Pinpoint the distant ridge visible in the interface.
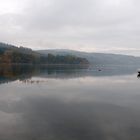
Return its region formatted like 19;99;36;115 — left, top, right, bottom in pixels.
37;49;140;65
1;41;140;65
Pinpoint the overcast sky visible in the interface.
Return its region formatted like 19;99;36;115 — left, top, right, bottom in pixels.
0;0;140;56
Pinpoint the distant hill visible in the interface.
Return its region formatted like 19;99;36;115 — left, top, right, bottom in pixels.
37;49;140;65
0;42;89;65
1;41;140;65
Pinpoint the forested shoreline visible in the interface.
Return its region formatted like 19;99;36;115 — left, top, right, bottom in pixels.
0;42;89;65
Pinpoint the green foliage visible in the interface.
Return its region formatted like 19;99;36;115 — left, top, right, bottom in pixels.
0;42;89;65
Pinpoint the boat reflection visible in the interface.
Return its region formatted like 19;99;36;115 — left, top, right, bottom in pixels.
137;73;140;78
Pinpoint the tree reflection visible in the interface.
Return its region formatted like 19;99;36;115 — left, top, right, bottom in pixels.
0;64;89;84
0;64;139;84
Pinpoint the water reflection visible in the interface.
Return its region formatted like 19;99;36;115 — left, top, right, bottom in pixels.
0;64;140;139
0;92;140;140
0;64;88;84
0;64;139;84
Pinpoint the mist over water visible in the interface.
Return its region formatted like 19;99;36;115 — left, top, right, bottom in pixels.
0;65;140;140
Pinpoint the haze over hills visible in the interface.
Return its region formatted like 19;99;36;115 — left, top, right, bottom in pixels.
1;42;140;65
38;49;140;65
0;42;88;65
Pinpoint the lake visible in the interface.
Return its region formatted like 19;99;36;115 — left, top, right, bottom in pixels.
0;64;140;140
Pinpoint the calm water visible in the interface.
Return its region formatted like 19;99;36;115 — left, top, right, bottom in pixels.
0;65;140;140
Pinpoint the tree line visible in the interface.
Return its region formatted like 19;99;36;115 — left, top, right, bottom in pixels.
0;42;89;65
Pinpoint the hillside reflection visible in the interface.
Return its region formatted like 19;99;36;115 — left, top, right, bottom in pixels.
0;64;139;85
0;64;89;84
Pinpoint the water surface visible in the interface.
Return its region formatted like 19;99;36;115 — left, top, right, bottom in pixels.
0;65;140;140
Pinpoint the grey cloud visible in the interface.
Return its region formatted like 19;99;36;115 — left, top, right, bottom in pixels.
0;0;140;55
